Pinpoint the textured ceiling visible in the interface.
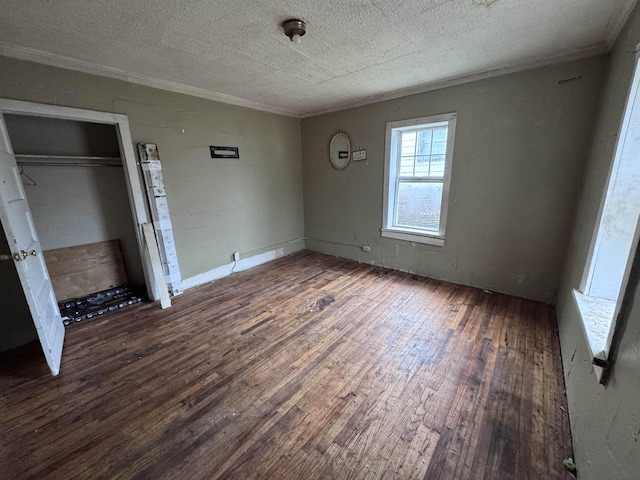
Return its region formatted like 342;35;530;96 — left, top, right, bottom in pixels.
0;0;636;116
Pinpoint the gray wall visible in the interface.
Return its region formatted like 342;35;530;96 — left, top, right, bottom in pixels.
302;57;606;302
0;56;304;351
4;115;145;286
0;56;305;283
556;4;640;479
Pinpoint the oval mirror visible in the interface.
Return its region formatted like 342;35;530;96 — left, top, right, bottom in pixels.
329;131;351;170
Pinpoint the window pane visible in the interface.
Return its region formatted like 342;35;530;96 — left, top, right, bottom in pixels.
399;156;415;175
395;181;443;231
400;132;416;156
430;155;445;176
431;141;446;155
417;130;433;155
415;156;430;175
397;127;449;179
432;127;447;143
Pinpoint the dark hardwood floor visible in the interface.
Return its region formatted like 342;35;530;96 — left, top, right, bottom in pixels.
0;251;573;479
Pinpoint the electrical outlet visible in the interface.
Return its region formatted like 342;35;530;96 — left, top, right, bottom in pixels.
233;252;240;261
362;245;371;252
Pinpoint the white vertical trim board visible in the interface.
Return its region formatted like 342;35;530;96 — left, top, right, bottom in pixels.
137;143;183;297
142;223;171;309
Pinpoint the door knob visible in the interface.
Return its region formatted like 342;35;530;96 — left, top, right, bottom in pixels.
17;249;37;260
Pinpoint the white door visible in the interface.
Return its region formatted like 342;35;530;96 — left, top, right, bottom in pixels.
0;116;64;375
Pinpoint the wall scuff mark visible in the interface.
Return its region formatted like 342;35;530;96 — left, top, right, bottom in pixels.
557;75;584;85
472;0;499;7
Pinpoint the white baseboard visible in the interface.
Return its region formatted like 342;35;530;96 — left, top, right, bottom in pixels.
181;239;305;291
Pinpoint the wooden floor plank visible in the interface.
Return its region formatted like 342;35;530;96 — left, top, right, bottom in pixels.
0;251;573;479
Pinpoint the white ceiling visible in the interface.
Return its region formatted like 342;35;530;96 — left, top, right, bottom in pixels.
0;0;636;117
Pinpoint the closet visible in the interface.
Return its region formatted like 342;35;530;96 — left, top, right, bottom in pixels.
3;114;146;324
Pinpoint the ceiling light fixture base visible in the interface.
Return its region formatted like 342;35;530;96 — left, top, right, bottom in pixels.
283;19;306;43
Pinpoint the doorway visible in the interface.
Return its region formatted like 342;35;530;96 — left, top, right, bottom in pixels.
0;98;166;374
5;114;148;319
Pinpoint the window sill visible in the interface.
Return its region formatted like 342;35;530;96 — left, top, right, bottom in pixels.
381;228;445;246
571;289;615;382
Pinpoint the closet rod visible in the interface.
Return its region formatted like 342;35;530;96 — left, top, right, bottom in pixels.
17;162;122;168
15;154;122;168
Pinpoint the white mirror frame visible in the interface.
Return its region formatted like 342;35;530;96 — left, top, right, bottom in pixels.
329;130;351;170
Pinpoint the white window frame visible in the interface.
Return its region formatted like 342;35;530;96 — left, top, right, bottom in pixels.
572;49;640;382
382;113;456;246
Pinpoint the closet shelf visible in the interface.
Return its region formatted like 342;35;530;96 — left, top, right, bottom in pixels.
15;154;122;167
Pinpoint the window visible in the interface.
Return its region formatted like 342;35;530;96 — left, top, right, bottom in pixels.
573;54;640;381
382;113;456;246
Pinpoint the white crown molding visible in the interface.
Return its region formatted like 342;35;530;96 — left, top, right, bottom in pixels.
0;42;611;121
299;44;610;118
0;44;299;118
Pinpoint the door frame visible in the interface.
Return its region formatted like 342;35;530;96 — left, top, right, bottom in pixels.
0;98;162;302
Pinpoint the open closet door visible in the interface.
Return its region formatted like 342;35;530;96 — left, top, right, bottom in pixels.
0;116;64;375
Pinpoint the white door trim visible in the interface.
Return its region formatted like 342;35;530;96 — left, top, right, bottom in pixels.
0;98;164;303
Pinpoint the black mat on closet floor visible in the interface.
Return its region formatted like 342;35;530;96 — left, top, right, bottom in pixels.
59;285;146;325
